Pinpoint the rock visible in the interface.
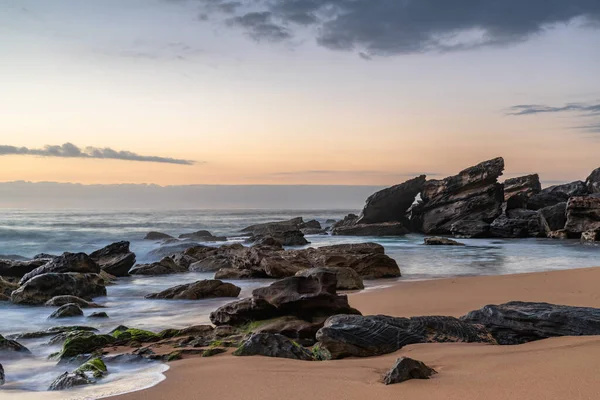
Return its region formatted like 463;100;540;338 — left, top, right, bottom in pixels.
315;314;494;359
88;312;109;318
242;218;310;246
144;231;174;240
58;333;115;359
145;279;241;300
247;230;309;247
89;241;136;277
214;268;261;279
581;229;600;243
332;222;409;236
242;217;305;234
461;301;600;345
0;334;31;355
490;209;541;238
209;298;278;326
538;202;567;234
504;174;541;202
233;333;314;360
252;316;327;345
146;242;202;260
382;357;437;385
417;157;505;237
178;230;227;242
48;371;94;391
308;243;400;279
300;220;325;235
45;295;103;308
20;253;100;285
11;273;107;305
0;277;17;297
202;347;227;357
11;326;98;340
75;357;107;379
0;363;4;385
547;229;569;240
357;175;427;224
586;167;600;194
527;181;588;210
129;257;188;275
423;237;465;246
49;304;84;319
564;196;600;236
0;258;50;278
169;253;198;269
295;267;364;290
0;254;27;261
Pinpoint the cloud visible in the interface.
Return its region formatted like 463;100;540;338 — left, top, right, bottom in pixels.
507;102;600;116
0;143;194;165
575;123;600;133
268;170;438;178
184;0;600;56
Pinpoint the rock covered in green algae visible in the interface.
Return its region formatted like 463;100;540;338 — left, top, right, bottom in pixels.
75;358;107;379
58;332;115;359
12;326;98;340
233;333;314;361
110;327;160;343
48;359;108;391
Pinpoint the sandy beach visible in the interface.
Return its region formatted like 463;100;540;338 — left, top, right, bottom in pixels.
112;267;600;400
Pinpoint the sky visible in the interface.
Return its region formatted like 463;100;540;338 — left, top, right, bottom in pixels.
1;0;600;186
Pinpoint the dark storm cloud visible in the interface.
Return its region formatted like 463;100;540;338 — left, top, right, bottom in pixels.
0;143;195;165
181;0;600;56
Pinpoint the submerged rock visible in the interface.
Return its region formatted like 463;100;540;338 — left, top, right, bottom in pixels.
49;303;84;319
0;334;31;355
423;237;465;246
144;231;174;240
146;242;203;260
45;295;103;308
461;301;600;345
11;273;107;305
11;326;98;340
90;241;136;277
20;253;100;285
315;314;494;359
129;257;188;275
295;267;364;290
564;196;600;237
418;157;505;237
88;312;109;318
382;357;437;385
233;333;314;361
145;279;241;300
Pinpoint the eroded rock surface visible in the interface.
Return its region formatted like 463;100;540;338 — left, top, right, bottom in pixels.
20;253;100;285
564;196;600;236
233;333;314;360
11;273;106;305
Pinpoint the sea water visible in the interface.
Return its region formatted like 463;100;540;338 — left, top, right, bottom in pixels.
0;209;598;398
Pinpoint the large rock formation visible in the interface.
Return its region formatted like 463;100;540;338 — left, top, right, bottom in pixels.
538;202;567;234
11;273;107;305
315;314;494;359
586;167;600;194
20;253;100;285
145;279;241;300
527;181;588;210
90;241;136;277
461;301;600;344
503;174;541;209
490;208;541;238
295;267;364;290
564;196;600;237
382;357;437;385
0;258;50;278
417;157;505;237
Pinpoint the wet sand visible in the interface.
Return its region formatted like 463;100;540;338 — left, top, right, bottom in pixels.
112;267;600;400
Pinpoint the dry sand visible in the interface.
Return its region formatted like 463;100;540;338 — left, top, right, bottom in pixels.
113;267;600;400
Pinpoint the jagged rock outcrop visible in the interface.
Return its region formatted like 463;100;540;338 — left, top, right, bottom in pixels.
503;174;541;209
233;333;314;360
145;279;241;300
20;253;100;285
527;181;588;210
295;267;364;290
129;257;189;275
538;202;567;234
382;357;437;385
90;241;136;277
0;258;51;278
564;196;600;237
49;303;84;319
417;157;505;237
144;231;174;240
178;230;227;242
315;314;494;359
461;301;600;345
11;273;107;305
423;237;465;246
587;167;600;194
490;209;541;238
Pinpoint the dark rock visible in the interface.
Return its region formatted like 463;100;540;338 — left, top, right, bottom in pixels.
178;230;227;242
129;257;188;275
0;334;31;355
418;157;505;237
0;277;17;298
461;301;600;345
252;316;327;345
538;202;567;235
88;312;109;318
332;222;409;236
504;174;541;202
146;242;202;260
169;253;197;270
490;209;541;238
527;181;588;210
57;333;115;360
325;219;337;224
145;279;241;300
0;363;4;385
242;217;305;234
547;229;569;240
20;253;100;285
586;167;600;194
11;326;98;340
316;314;494;359
0;254;27;261
210;298;278;326
357;175;427;224
90;241;136;277
564;196;600;236
233;333;314;360
330;214;358;231
49;304;84;319
581;229;600;243
48;371;94;391
295;267;364;290
214;268;262;280
423;237;465;246
299;220;324;235
11;273;107;305
144;231;174;240
0;258;50;278
34;253;57;259
247;230;309;247
202;347;227;357
382;357;437;385
242;218;310;246
45;295;103;308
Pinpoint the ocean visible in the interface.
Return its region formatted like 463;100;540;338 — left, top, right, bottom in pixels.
1;209;599;399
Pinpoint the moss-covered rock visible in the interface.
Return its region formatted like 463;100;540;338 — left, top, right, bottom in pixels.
111;327;160;343
75;358;107;379
59;333;115;359
166;351;182;362
202;347;226;357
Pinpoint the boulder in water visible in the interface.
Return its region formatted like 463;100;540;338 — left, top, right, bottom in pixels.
144;231;174;240
11;273;107;305
88;312;109;318
382;357;437;385
49;303;84;319
90;241;136;277
178;230;227;242
20;253;100;285
48;371;94;391
145;279;241;300
581;229;600;243
0;258;50;278
45;295;103;308
423;237;465;246
129;257;188;275
233;333;314;361
0;363;4;385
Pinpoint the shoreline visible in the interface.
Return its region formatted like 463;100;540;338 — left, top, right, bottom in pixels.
110;266;600;400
